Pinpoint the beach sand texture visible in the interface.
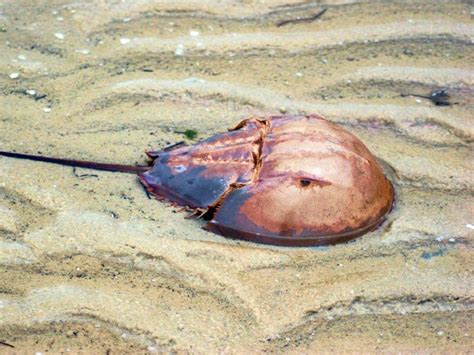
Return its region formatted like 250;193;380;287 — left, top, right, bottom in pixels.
0;0;473;353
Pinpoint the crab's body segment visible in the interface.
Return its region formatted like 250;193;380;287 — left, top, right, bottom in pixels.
139;115;394;246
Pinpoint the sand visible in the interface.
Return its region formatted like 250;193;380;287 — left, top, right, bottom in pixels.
0;0;473;353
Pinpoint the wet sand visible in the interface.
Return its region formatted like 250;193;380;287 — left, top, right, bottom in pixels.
0;1;473;353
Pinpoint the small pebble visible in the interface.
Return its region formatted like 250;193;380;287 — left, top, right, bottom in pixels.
175;44;185;56
42;107;51;113
26;89;36;96
415;99;421;103
54;32;65;40
9;72;19;79
437;331;444;336
18;54;26;60
279;107;287;114
295;72;303;77
466;223;474;230
189;30;199;37
448;238;455;243
435;236;444;242
75;48;90;55
123;17;131;22
120;38;131;45
57;16;64;21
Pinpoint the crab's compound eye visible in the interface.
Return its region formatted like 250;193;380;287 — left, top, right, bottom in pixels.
300;179;311;187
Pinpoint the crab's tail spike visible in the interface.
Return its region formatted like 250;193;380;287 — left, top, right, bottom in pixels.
0;151;150;174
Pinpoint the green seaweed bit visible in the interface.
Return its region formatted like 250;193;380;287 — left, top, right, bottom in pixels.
183;129;198;139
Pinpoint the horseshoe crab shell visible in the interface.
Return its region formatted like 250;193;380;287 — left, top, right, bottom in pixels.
139;114;394;246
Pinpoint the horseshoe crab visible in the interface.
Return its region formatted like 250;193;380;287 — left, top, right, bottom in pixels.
0;114;394;246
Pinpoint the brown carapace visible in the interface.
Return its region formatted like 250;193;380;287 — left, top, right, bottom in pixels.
0;115;394;247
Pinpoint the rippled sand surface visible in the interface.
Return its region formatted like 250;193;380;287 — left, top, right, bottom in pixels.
0;1;473;353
